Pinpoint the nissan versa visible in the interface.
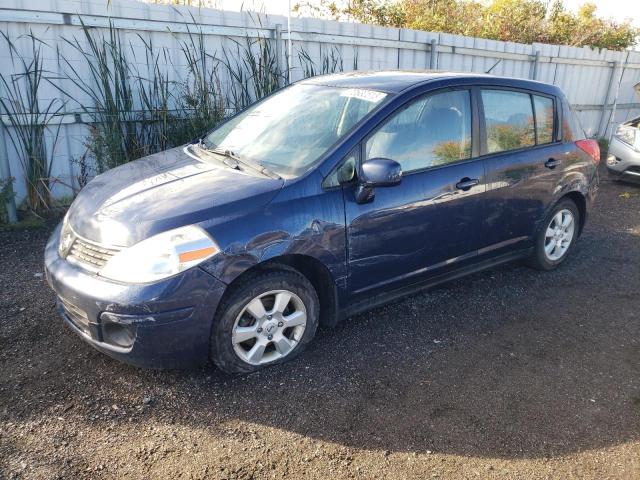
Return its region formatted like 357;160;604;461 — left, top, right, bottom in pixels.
45;71;600;374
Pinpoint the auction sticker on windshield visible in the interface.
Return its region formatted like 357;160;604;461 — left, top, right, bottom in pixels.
340;88;387;103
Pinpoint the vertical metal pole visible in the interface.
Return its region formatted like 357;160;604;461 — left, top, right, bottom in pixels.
429;39;438;70
0;121;18;224
530;50;540;80
275;24;284;88
397;29;401;69
287;0;292;85
598;61;619;137
607;54;629;142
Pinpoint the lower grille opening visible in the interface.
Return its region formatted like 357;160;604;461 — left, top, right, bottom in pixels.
102;321;136;349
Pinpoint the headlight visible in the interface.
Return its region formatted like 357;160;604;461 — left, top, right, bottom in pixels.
99;225;219;284
616;125;639;150
58;213;74;258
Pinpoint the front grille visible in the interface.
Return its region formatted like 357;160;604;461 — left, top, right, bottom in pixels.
67;236;120;272
59;297;91;334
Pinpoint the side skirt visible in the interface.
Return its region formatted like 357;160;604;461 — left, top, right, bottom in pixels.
338;248;533;321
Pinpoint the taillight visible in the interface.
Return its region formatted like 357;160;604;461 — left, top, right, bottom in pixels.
575;139;600;165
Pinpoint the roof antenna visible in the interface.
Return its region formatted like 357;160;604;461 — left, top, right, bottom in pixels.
486;59;502;74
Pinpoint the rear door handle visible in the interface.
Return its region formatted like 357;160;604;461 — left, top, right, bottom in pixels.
545;158;561;169
455;177;479;191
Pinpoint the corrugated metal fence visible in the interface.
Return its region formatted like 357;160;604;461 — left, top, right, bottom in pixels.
1;0;640;204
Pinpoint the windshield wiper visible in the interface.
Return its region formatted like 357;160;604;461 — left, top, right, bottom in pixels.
194;140;240;171
195;139;281;179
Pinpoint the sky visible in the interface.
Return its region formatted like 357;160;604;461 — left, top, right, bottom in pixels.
562;0;640;27
213;0;640;26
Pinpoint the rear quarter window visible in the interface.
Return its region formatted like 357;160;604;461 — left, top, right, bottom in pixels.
562;101;586;142
533;95;554;144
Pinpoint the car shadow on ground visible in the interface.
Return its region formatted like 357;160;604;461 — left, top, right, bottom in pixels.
169;234;639;459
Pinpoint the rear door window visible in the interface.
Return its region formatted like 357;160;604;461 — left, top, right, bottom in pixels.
481;90;535;153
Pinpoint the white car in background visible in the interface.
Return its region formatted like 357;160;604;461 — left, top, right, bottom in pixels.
607;83;640;184
607;115;640;184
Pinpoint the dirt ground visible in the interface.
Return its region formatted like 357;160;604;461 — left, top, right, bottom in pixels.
1;167;639;479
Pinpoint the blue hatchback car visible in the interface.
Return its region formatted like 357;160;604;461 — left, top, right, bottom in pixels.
45;71;600;373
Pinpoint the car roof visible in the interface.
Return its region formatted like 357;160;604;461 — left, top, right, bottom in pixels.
300;70;562;96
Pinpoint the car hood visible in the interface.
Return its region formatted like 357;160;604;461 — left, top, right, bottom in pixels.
67;146;284;247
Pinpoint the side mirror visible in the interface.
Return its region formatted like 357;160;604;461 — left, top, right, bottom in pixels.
361;158;402;187
355;158;402;204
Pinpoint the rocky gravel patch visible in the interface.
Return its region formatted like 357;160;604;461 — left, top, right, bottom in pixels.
1;167;639;479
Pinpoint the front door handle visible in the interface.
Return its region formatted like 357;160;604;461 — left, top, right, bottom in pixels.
545;158;561;169
455;177;479;191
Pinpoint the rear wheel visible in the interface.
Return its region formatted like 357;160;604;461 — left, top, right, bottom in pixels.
527;198;580;270
210;269;319;374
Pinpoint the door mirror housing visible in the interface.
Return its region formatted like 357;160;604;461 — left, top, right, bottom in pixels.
360;158;402;187
355;158;402;204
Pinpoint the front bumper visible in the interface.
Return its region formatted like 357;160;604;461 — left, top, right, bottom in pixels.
44;223;227;368
606;136;640;183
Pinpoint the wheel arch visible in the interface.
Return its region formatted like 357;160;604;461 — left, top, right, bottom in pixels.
559;190;587;235
214;254;340;328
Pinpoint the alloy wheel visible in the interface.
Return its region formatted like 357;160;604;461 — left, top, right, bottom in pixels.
544;208;575;261
231;290;307;365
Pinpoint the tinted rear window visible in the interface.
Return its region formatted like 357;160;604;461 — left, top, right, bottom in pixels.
481;90;536;154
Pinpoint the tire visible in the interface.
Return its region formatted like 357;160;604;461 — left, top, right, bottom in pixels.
210;268;319;374
527;198;580;271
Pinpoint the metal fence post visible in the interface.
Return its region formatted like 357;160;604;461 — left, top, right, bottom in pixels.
606;53;630;142
429;39;438;70
275;24;284;87
597;61;620;137
530;50;540;80
397;29;401;69
0;121;18;224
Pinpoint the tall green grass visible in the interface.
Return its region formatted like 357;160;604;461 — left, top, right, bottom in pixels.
171;17;226;141
298;45;357;78
0;177;15;222
0;31;63;213
58;19;138;173
1;15;357;216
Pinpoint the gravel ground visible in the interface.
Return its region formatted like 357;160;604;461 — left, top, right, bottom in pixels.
1;167;639;480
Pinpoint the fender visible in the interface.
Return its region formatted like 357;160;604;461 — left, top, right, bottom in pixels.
536;154;597;236
199;171;348;291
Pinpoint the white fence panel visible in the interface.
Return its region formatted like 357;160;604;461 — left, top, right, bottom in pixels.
1;0;640;204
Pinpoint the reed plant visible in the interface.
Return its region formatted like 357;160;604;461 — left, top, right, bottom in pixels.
58;19;139;173
133;35;174;155
0;31;63;213
298;45;358;78
170;17;226;142
1;13;365;220
221;33;282;112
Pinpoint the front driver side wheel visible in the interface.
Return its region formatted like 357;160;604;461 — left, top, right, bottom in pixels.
210;269;319;374
527;198;580;271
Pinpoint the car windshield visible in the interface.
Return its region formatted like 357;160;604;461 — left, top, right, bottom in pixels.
204;84;388;176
